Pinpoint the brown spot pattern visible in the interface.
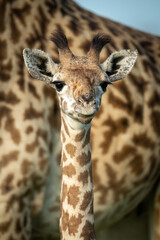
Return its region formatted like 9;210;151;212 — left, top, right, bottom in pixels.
79;39;91;54
61;183;68;203
151;110;160;136
21;159;32;175
75;129;85;142
24;104;43;120
1;174;14;194
0;151;19;169
78;170;89;185
5;117;21;144
98;163;128;204
113;145;135;163
129;74;148;95
80;220;95;240
63;163;76;178
80;191;92;211
129;154;143;176
134;104;143;123
148;91;160;108
25;138;38;153
77;151;91;166
132;132;155;149
67;18;81;35
0;106;21;144
61;210;69;232
0;91;20;105
88;20;100;31
39;157;48;171
108;88;132;112
0;59;12;82
100;116;129;154
68;214;83;236
15;218;22;233
28;83;40;100
68;185;80;209
0;220;12;234
65;143;76;158
25;126;33;134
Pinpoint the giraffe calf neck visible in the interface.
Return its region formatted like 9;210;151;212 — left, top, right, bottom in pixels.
60;113;96;240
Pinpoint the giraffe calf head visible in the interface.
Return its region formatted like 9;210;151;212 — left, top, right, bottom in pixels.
23;31;137;124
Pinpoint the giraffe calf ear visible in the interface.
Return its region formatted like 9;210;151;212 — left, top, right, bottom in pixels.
101;49;138;82
23;48;58;84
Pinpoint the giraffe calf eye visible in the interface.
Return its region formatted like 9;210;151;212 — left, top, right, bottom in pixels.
53;81;66;92
100;81;110;92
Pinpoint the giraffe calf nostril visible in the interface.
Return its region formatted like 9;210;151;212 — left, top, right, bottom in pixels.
81;94;94;104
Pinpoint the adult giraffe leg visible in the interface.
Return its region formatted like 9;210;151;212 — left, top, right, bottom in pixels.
150;182;160;240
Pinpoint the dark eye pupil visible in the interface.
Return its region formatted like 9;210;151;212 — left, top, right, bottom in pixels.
100;82;108;92
53;81;65;92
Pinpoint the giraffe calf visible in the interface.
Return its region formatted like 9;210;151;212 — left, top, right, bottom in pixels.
23;31;137;240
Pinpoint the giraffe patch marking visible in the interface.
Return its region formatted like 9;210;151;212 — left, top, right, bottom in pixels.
78;170;89;185
151;110;160;136
24;104;43;120
80;220;95;240
15;218;22;233
77;151;91;166
113;145;135;164
129;154;143;176
68;214;83;236
21;159;32;175
1;174;14;194
0;220;12;234
68;185;80;209
61;210;69;232
0;151;19;169
65;143;76;158
132;132;155;149
75;129;85;142
25;126;33;134
0;91;20;105
63;163;76;178
80;191;92;211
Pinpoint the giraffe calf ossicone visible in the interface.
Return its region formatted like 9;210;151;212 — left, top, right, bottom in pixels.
23;31;137;239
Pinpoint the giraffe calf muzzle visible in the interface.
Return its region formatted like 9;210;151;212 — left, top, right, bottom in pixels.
81;94;94;104
77;94;96;106
74;99;98;122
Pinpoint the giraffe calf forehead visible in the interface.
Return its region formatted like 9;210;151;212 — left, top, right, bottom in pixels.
57;65;106;85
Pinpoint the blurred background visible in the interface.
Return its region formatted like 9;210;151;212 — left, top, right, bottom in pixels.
75;0;160;36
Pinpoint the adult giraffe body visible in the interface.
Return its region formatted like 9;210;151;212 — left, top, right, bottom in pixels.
0;0;160;240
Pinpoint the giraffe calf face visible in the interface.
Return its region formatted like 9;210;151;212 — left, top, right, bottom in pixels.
23;32;137;124
51;58;109;123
